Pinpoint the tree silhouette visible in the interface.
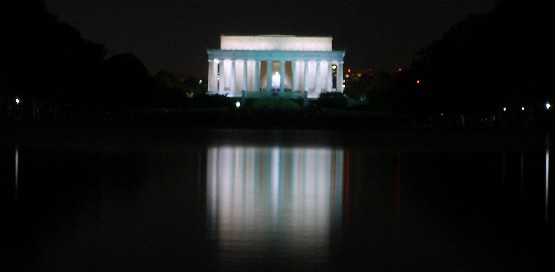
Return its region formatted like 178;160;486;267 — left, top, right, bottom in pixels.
1;0;107;120
154;70;189;108
104;53;154;113
395;0;555;115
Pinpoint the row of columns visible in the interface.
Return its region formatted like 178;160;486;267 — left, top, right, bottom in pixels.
208;59;343;95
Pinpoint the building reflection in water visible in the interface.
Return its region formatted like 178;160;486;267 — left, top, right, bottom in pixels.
546;135;550;225
15;144;19;199
207;146;344;264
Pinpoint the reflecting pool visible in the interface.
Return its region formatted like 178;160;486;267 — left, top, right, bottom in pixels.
1;129;553;271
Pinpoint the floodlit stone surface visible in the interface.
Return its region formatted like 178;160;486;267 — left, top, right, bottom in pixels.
221;35;333;51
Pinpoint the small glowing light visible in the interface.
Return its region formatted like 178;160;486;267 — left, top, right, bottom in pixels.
347;68;351;73
397;68;403;72
416;79;420;84
502;107;507;112
332;65;337;70
521;106;525;111
15;98;20;104
546;102;551;110
235;101;241;108
199;80;203;84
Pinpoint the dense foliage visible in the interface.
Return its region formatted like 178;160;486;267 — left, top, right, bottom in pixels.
1;1;108;120
1;1;205;122
392;0;555;115
316;92;348;109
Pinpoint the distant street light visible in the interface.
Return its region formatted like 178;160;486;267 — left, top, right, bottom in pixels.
546;102;551;110
235;101;241;108
502;107;507;112
521;106;525;111
15;98;20;105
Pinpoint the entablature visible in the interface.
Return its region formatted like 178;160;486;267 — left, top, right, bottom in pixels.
207;50;345;62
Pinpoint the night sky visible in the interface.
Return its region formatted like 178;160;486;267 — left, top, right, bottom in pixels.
45;0;496;78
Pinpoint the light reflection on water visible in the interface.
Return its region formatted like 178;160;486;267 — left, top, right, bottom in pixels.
546;135;550;225
14;144;19;199
206;146;344;265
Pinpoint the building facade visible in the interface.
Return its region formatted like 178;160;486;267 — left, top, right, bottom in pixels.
207;35;345;98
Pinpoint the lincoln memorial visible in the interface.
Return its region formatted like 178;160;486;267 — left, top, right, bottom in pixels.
207;35;345;98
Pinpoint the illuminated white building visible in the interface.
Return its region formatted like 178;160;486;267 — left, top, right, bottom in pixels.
207;35;345;98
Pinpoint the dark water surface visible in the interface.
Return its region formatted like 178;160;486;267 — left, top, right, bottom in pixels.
1;128;554;271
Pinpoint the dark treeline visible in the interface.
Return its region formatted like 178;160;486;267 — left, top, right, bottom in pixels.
391;0;555;127
2;0;107;121
1;0;207;123
2;0;554;129
304;0;555;129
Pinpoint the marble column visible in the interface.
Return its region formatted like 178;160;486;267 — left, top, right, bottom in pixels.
254;60;260;91
218;60;225;93
266;60;272;91
292;60;297;92
231;59;236;92
303;60;309;92
328;62;333;92
208;59;215;92
243;60;248;91
279;60;285;93
337;61;344;93
315;61;321;93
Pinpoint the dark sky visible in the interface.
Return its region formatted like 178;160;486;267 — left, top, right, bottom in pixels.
45;0;496;78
